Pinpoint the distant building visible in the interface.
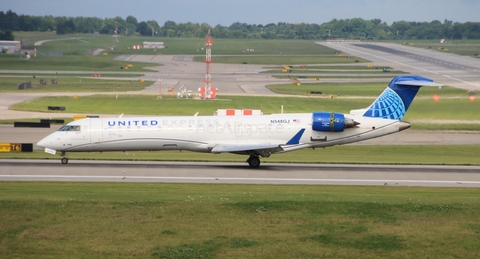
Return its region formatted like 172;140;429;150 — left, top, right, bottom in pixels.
0;41;21;54
143;41;164;49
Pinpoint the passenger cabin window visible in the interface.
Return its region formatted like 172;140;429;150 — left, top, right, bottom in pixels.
58;125;81;131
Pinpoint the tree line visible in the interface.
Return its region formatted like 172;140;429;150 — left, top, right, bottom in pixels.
1;10;479;41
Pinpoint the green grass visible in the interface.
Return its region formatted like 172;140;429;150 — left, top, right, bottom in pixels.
0;77;152;92
0;54;157;72
1;182;480;258
405;99;480;121
412;124;480;131
274;75;396;80
0;73;144;77
267;65;393;70
3;145;480;165
19;34;344;56
14;31;59;43
113;38;346;56
267;82;469;97
11;94;354;115
262;66;403;74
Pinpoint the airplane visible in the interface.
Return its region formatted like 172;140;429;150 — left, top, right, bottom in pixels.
37;75;441;168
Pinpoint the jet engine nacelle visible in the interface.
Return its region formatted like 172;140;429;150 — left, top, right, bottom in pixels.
312;112;358;132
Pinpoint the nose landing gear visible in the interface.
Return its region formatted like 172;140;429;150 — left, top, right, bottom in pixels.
60;152;69;164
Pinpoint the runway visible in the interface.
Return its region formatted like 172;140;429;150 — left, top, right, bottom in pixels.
1;159;480;187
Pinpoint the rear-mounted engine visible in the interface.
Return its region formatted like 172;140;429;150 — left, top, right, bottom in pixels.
312;112;359;132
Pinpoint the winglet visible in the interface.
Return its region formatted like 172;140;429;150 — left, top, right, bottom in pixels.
286;128;305;145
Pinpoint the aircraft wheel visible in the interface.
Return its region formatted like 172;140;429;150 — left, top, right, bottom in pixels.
61;157;69;164
247;156;260;168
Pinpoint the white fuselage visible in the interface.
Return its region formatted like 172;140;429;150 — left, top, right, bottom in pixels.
37;113;409;155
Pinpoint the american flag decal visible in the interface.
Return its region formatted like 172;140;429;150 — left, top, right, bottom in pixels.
293;119;300;123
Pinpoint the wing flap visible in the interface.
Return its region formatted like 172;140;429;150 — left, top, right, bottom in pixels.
211;143;283;154
210;128;306;155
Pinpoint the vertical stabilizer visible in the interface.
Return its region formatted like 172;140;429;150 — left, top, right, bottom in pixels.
362;75;440;120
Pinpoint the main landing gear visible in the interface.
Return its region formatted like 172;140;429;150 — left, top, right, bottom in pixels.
60;152;69;164
247;155;261;168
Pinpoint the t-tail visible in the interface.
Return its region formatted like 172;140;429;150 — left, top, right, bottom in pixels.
361;75;442;120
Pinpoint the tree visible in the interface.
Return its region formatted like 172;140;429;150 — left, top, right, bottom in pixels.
18;15;35;31
0;11;480;40
136;21;150;36
0;10;19;31
371;19;382;26
390;21;412;39
0;30;14;40
100;18;117;34
35;15;57;31
126;15;138;26
125;15;138;36
56;17;75;34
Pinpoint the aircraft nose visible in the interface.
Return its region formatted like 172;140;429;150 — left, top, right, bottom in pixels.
37;135;56;149
37;137;48;148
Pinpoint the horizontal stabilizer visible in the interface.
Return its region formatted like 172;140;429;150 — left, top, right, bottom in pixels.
394;80;443;87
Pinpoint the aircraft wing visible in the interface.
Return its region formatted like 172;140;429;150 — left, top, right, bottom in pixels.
210;143;284;154
210;128;306;154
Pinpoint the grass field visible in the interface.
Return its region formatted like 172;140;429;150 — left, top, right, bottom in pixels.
0;76;152;92
0;54;157;72
16;33;344;56
0;73;143;77
261;66;403;74
32;36;344;56
266;82;469;97
1;182;480;258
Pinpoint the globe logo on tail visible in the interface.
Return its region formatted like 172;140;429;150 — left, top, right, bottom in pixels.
363;88;406;120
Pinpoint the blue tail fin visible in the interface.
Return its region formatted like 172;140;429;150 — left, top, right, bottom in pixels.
362;75;440;120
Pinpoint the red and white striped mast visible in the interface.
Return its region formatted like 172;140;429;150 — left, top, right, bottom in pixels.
203;28;214;99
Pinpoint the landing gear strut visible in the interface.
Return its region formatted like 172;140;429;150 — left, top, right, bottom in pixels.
247;155;260;168
61;152;68;164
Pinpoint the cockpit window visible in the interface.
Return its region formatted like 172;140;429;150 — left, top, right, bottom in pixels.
58;125;81;131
